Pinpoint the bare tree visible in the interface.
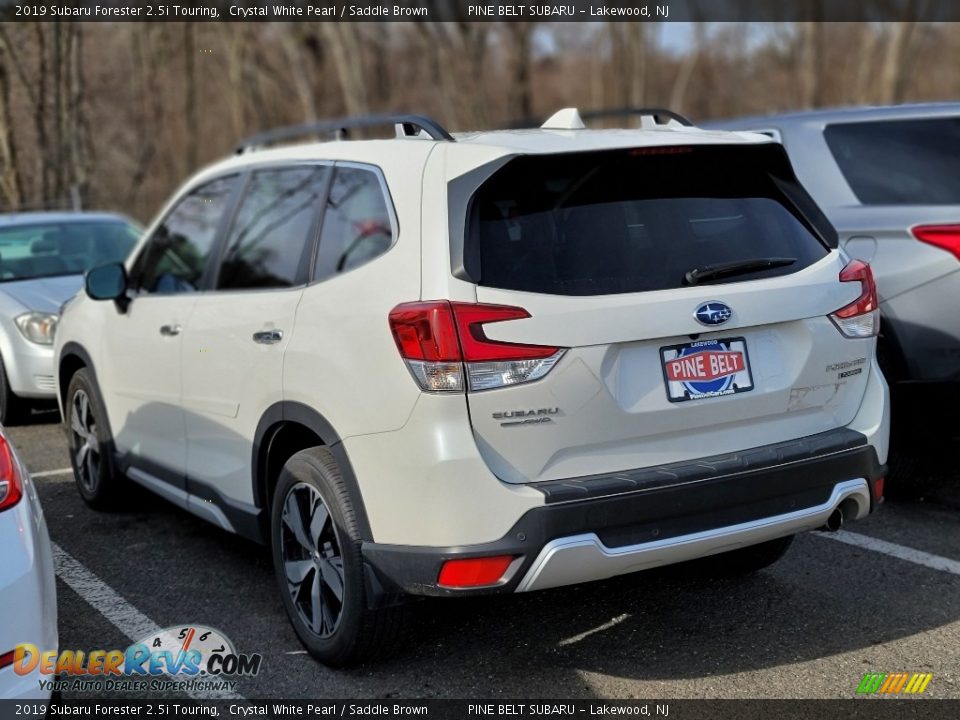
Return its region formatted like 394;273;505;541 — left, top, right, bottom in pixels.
279;24;322;122
503;22;535;123
0;56;23;209
1;18;958;220
799;19;825;107
183;24;199;174
879;21;922;104
320;23;369;117
669;22;708;112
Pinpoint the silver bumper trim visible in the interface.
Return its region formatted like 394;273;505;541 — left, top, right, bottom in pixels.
515;478;870;593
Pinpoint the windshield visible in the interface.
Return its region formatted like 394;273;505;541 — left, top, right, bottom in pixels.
0;220;139;282
464;145;832;296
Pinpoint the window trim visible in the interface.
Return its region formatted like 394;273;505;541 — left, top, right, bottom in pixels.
308;160;400;286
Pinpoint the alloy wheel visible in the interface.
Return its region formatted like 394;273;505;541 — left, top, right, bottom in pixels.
70;389;100;493
280;482;345;638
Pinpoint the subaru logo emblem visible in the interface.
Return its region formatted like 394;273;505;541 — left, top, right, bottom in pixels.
694;302;732;326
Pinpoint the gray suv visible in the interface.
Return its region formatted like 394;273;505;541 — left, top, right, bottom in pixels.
710;104;960;473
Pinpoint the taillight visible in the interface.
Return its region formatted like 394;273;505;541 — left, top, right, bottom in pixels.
387;302;464;391
389;301;565;392
437;555;516;588
0;434;23;512
912;224;960;261
830;260;879;338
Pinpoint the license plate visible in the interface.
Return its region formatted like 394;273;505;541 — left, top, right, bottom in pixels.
660;337;754;403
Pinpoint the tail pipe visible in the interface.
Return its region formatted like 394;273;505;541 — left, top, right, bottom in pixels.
821;507;844;533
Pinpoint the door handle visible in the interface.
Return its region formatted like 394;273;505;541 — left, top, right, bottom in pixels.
159;324;182;337
253;330;283;345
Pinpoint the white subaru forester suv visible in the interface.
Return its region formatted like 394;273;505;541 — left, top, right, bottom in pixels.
55;109;890;666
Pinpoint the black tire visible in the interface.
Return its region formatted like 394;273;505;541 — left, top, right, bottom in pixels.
681;535;795;578
271;447;407;666
65;368;124;510
0;354;30;425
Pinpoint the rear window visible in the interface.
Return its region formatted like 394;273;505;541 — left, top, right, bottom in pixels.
824;118;960;205
464;146;831;296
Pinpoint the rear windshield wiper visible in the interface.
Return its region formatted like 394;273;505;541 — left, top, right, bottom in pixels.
684;257;797;286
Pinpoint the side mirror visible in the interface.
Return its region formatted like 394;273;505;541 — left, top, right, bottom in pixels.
85;263;128;308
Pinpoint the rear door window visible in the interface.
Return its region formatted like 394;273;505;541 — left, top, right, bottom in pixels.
824;118;960;205
217;165;329;290
465;145;830;296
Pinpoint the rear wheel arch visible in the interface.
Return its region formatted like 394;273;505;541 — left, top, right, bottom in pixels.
253;402;373;541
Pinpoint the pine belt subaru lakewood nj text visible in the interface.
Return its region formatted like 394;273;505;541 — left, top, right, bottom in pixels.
55;108;890;666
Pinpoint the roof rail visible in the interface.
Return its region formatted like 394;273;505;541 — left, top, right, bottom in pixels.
235;114;455;153
580;107;694;127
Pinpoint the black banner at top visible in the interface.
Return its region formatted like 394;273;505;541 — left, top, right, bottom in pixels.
3;0;960;22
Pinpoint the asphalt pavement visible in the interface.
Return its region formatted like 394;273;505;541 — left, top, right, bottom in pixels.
8;409;960;700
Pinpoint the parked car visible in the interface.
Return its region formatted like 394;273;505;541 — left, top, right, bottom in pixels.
0;427;57;700
0;212;140;424
55;109;889;666
706;104;960;473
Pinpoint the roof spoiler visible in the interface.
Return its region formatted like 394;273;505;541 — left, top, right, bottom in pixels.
509;107;694;130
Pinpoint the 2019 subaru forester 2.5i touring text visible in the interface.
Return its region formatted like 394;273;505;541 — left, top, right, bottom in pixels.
55;109;889;665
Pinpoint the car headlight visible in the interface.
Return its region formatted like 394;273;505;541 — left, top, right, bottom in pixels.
15;312;59;345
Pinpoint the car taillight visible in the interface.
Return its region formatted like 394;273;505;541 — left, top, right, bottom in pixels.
0;434;23;512
912;224;960;261
0;649;15;669
389;301;565;392
437;555;516;588
830;259;879;338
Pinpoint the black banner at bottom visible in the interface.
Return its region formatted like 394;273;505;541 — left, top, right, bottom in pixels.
2;700;959;720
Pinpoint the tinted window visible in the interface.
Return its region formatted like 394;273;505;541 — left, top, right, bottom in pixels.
0;220;138;282
217;166;329;290
466;146;829;296
824;118;960;205
135;176;236;294
315;167;393;281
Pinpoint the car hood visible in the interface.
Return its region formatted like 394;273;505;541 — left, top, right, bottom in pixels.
0;275;83;314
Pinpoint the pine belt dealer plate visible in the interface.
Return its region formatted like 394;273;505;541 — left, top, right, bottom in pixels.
660;337;755;403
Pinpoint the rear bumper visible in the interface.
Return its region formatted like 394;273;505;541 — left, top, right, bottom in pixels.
517;479;869;592
362;428;886;599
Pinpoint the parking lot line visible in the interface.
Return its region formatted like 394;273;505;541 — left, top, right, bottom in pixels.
817;530;960;576
32;467;73;478
51;542;245;700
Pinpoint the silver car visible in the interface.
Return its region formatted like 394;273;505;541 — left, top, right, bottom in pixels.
0;212;139;424
709;104;960;471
